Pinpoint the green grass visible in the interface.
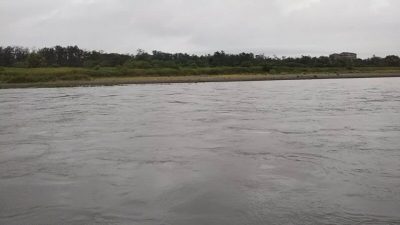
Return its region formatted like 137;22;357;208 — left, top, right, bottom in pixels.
1;66;400;84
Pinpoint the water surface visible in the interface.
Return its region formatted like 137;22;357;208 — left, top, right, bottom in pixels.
1;78;400;225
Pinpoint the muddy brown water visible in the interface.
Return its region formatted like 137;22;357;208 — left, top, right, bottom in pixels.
1;78;400;225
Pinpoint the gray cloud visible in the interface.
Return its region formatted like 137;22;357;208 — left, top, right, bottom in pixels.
1;0;399;57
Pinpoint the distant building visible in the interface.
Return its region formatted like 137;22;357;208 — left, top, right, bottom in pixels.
329;52;357;60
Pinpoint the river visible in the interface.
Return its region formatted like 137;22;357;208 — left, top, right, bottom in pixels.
1;78;400;225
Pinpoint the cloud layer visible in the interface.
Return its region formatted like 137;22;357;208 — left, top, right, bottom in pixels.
1;0;399;57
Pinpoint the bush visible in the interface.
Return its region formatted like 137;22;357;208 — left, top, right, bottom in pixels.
83;60;99;68
262;64;272;72
123;60;153;69
13;62;28;68
116;65;128;74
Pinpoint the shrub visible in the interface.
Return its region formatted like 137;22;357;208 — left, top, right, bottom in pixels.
13;62;28;68
123;60;153;69
116;65;128;74
262;64;272;72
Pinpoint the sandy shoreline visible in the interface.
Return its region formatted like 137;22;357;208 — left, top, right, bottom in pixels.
1;72;400;89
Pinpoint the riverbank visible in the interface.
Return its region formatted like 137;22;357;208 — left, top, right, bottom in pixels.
1;72;400;89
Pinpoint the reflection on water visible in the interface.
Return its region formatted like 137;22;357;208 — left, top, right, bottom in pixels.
0;78;400;225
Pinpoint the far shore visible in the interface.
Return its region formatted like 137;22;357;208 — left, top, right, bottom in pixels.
1;72;400;89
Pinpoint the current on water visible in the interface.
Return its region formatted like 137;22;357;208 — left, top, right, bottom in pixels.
0;78;400;225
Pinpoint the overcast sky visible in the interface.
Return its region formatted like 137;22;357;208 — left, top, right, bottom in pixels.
1;0;399;58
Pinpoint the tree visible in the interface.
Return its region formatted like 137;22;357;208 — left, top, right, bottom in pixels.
384;55;400;66
2;46;15;66
27;53;45;68
55;45;67;66
38;47;57;66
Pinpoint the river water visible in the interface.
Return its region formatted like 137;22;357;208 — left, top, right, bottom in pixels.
0;78;400;225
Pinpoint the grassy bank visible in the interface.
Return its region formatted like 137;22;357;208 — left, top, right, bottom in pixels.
0;66;400;88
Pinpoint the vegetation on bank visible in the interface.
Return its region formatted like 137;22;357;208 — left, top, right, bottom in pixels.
1;73;400;89
0;45;400;84
2;46;400;69
1;66;400;84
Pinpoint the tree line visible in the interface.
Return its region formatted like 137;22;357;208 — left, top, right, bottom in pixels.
1;46;399;69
